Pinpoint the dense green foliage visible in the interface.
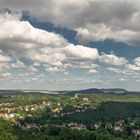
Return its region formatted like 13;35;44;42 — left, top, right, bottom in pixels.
0;119;17;140
15;125;125;140
0;118;125;140
59;102;140;124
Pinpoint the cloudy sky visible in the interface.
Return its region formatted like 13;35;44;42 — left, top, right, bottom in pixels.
0;0;140;90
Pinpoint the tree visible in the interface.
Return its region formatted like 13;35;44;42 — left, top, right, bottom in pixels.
0;119;18;140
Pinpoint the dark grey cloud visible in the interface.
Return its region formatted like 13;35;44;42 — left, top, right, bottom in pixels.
0;0;140;45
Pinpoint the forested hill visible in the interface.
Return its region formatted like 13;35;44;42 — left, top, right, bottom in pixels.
0;88;140;96
66;88;140;95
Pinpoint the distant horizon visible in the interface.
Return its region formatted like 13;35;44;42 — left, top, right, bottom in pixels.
0;87;140;92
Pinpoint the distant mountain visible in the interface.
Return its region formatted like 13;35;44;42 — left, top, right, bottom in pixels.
0;90;23;95
66;88;137;95
66;88;102;95
0;88;140;96
100;88;127;94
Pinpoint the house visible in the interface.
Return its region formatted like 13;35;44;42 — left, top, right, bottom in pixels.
114;126;123;131
83;98;88;101
105;123;113;129
26;123;38;129
94;123;101;129
132;129;140;137
114;120;124;132
52;108;59;112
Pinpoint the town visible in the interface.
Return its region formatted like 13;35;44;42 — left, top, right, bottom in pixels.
1;92;140;140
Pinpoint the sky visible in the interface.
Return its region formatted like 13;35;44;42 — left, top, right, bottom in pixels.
0;0;140;91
